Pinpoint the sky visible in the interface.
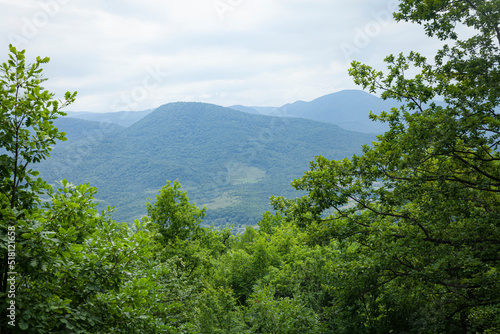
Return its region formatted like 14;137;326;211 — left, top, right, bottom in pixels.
0;0;444;113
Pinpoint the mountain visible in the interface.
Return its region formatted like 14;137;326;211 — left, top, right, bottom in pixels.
228;105;280;116
39;118;124;191
230;90;453;134
228;90;403;133
53;117;124;144
66;90;400;133
37;102;374;227
65;109;153;127
227;105;262;115
276;90;397;133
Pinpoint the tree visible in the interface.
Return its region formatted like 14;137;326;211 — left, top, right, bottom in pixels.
0;45;76;329
0;46;191;333
272;1;500;332
0;45;76;212
12;182;166;333
146;179;206;245
195;283;247;334
245;287;322;334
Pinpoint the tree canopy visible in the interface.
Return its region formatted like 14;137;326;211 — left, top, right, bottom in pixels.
272;0;500;332
1;1;499;332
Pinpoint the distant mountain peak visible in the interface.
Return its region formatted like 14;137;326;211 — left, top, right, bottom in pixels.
65;89;396;133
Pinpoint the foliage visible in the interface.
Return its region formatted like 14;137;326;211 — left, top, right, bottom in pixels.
0;47;204;333
14;183;160;333
195;283;247;334
0;45;77;330
197;214;326;333
0;45;76;213
245;287;323;334
272;0;500;332
4;1;500;332
146;179;206;245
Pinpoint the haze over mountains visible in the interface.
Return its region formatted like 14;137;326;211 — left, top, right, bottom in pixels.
39;90;391;226
65;109;154;127
229;90;400;133
67;90;397;133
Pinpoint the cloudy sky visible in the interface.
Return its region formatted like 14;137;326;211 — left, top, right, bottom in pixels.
0;0;442;112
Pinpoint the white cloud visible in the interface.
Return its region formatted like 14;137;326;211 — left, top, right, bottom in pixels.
0;0;445;112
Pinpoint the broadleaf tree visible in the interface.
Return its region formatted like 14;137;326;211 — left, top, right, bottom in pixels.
272;1;500;332
0;45;76;329
0;46;192;333
0;45;76;212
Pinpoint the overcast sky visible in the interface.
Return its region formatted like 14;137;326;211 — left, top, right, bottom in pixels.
0;0;443;112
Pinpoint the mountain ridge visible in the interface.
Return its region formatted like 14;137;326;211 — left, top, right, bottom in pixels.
66;90;397;133
38;102;375;226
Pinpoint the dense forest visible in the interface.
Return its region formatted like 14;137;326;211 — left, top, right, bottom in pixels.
1;1;500;333
35;102;375;226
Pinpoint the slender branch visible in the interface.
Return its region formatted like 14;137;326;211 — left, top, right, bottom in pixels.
380;164;500;192
451;152;500;182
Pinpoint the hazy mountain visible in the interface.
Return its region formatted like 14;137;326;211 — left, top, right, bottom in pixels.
228;105;280;116
227;90;405;133
230;90;452;134
276;90;396;133
227;105;262;115
66;90;400;133
38;102;374;227
53;117;123;144
65;109;153;127
64;90;430;134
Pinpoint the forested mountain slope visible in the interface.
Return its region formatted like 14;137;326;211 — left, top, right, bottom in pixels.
38;102;374;226
66;89;401;134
